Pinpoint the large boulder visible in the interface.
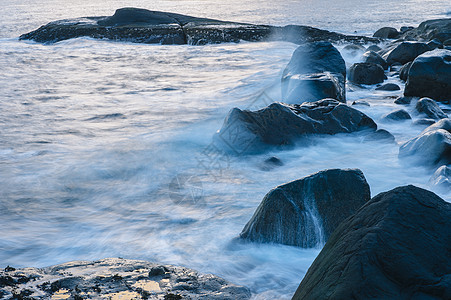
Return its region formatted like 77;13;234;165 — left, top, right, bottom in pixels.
282;42;346;103
19;8;380;45
399;118;451;166
362;50;388;69
373;27;400;39
214;99;377;154
383;41;431;65
240;169;370;248
292;185;451;300
404;49;451;102
348;62;385;84
0;258;251;299
401;18;451;43
415;97;448;119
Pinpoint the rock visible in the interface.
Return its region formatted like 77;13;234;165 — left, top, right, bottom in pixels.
375;83;401;91
366;45;382;52
427;39;443;50
352;100;370;107
399;61;412;81
362;50;388;69
0;258;251;300
400;26;414;33
401;18;451;43
404;49;451;102
394;96;414;105
19;8;380;45
282;72;345;104
214;99;377;154
259;156;284;171
348;62;385;84
373;27;400;39
240;169;370;248
382;109;411;121
383;41;431;65
413;118;437;126
415;97;448;119
399;118;451;166
281;42;346;103
292;185;451;300
445;39;451;46
364;129;396;143
429;165;451;189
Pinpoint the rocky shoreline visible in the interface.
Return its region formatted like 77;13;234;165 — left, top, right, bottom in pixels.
11;8;451;300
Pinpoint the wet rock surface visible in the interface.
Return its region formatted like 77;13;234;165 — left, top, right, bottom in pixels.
19;7;379;45
0;258;251;300
292;185;451;300
383;41;431;65
415;97;448;119
348;62;385;85
240;169;370;248
401;18;451;43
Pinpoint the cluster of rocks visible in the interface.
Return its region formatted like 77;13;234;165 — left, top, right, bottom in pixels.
0;258;251;299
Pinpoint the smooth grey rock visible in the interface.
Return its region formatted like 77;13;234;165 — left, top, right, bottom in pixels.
382;109;411;121
415;97;448;119
215;99;377;154
240;169;370;248
292;185;451;300
383;41;431;65
0;258;251;300
373;27;400;39
376;83;401;91
348;62;385;84
404;49;451;102
282;42;346;103
362;50;388;69
399;118;451;166
399;61;412;81
19;7;380;45
401;18;451;43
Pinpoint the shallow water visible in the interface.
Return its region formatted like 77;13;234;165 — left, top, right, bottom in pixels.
1;1;450;299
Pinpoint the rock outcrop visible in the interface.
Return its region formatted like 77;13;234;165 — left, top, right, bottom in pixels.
404;49;451;102
281;42;346;103
240;169;370;248
292;185;451;300
399;118;451;166
215;99;377;154
19;7;380;45
0;258;251;300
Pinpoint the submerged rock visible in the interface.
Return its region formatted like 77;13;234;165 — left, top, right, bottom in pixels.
348;62;385;84
281;42;346;103
240;169;370;248
399;118;451;166
215;99;377;154
375;83;400;91
382;109;411;121
19;7;380;45
415;97;448;119
0;258;251;299
383;41;431;65
404;49;451;102
394;96;415;105
292;185;451;300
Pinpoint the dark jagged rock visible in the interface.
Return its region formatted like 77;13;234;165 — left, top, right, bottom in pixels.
240;169;370;248
375;83;401;91
348;62;385;84
292;185;451;300
399;118;451;166
399;61;412;81
0;258;251;299
383;41;431;65
362;50;388;69
19;7;380;45
415;97;448;119
382;109;411;121
404;49;451;102
281;42;346;103
373;27;400;39
401;18;451;43
214;99;377;154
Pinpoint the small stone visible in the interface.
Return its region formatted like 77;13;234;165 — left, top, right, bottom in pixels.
375;83;401;91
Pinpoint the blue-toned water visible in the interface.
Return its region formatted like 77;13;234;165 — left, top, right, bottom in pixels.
1;1;450;298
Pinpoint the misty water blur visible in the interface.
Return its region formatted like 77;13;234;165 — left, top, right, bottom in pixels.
1;1;450;299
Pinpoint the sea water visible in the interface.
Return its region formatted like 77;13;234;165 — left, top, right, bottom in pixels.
1;1;450;298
